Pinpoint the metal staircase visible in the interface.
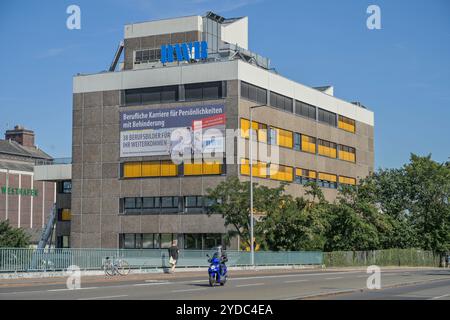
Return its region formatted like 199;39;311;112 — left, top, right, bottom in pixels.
30;204;56;270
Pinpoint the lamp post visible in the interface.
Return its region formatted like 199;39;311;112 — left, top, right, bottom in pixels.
249;104;265;267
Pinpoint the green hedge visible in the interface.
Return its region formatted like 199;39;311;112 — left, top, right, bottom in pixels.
324;249;439;267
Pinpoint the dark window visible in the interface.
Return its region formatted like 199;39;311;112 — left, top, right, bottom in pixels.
185;196;203;208
240;81;267;105
125;89;142;105
161;196;179;208
318;108;337;127
161;86;178;102
185;81;223;101
59;181;72;194
296;101;316;120
124;198;137;209
125;86;178;106
270;91;292;112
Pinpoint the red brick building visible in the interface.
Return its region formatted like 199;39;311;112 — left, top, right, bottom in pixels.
0;125;55;244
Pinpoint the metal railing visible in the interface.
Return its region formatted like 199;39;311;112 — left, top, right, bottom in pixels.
0;248;323;273
324;249;440;267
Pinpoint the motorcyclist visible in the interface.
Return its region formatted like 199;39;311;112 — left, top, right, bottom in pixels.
212;246;228;276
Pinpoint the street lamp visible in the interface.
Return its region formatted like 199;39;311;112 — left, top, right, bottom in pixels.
249;104;266;267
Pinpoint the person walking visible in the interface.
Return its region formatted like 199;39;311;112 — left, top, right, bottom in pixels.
168;240;179;273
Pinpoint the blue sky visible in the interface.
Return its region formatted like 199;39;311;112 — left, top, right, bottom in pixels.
0;0;449;168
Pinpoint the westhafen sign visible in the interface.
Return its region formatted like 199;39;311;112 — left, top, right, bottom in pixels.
160;41;208;64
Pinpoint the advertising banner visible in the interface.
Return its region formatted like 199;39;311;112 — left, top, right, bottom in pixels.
120;105;225;158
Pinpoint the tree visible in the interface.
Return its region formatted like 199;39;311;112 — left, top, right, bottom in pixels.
206;177;283;249
404;155;450;262
324;184;392;251
0;220;31;248
259;184;327;251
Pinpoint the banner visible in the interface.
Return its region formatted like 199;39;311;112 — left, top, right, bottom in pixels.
120;105;225;158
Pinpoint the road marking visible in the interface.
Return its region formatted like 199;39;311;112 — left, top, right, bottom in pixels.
284;279;310;283
236;283;265;288
78;295;128;300
325;277;343;280
48;287;98;292
430;293;450;300
171;288;207;293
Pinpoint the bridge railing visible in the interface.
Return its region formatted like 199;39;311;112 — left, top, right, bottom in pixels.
0;248;323;273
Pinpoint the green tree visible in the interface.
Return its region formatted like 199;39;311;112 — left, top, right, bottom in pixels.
0;220;31;248
206;177;284;249
259;184;327;251
404;155;450;261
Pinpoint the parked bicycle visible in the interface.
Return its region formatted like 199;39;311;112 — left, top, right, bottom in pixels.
102;256;130;276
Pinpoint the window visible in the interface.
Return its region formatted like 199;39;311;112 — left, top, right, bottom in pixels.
143;197;160;209
318;108;337;127
240;81;267;105
160;161;178;177
269;127;293;149
57;236;70;248
185;196;203;208
301;135;316;154
142;234;155;249
339;176;357;186
134;48;161;64
123;234;137;249
184;160;223;176
318;139;337;158
161;197;179;209
125;86;178;105
142;162;160;177
318;172;338;189
269;164;293;182
338;115;356;133
294;133;301;151
296;101;316;120
240;159;268;178
58;209;71;221
270;91;293;112
160;234;174;249
185;81;223;101
59;181;72;194
240;118;267;142
294;168;317;185
185;234;202;250
123;161;178;178
339;145;356;163
123;162;142;178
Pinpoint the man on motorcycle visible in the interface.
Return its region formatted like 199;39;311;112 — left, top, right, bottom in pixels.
213;246;228;276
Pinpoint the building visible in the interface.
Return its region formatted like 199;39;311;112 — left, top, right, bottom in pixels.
34;160;72;248
0;125;56;244
71;12;374;250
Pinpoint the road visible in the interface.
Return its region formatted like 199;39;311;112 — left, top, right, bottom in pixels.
0;268;448;300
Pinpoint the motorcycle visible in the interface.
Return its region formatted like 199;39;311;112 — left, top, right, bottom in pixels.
207;253;228;287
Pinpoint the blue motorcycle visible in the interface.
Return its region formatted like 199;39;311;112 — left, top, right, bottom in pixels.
207;253;228;287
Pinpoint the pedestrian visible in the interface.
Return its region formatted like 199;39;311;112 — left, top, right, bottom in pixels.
168;240;179;273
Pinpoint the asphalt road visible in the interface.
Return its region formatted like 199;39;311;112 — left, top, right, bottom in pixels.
0;268;448;300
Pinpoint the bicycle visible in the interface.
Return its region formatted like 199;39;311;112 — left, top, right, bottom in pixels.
102;256;130;276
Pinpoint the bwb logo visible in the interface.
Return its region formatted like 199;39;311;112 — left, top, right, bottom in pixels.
160;41;208;64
